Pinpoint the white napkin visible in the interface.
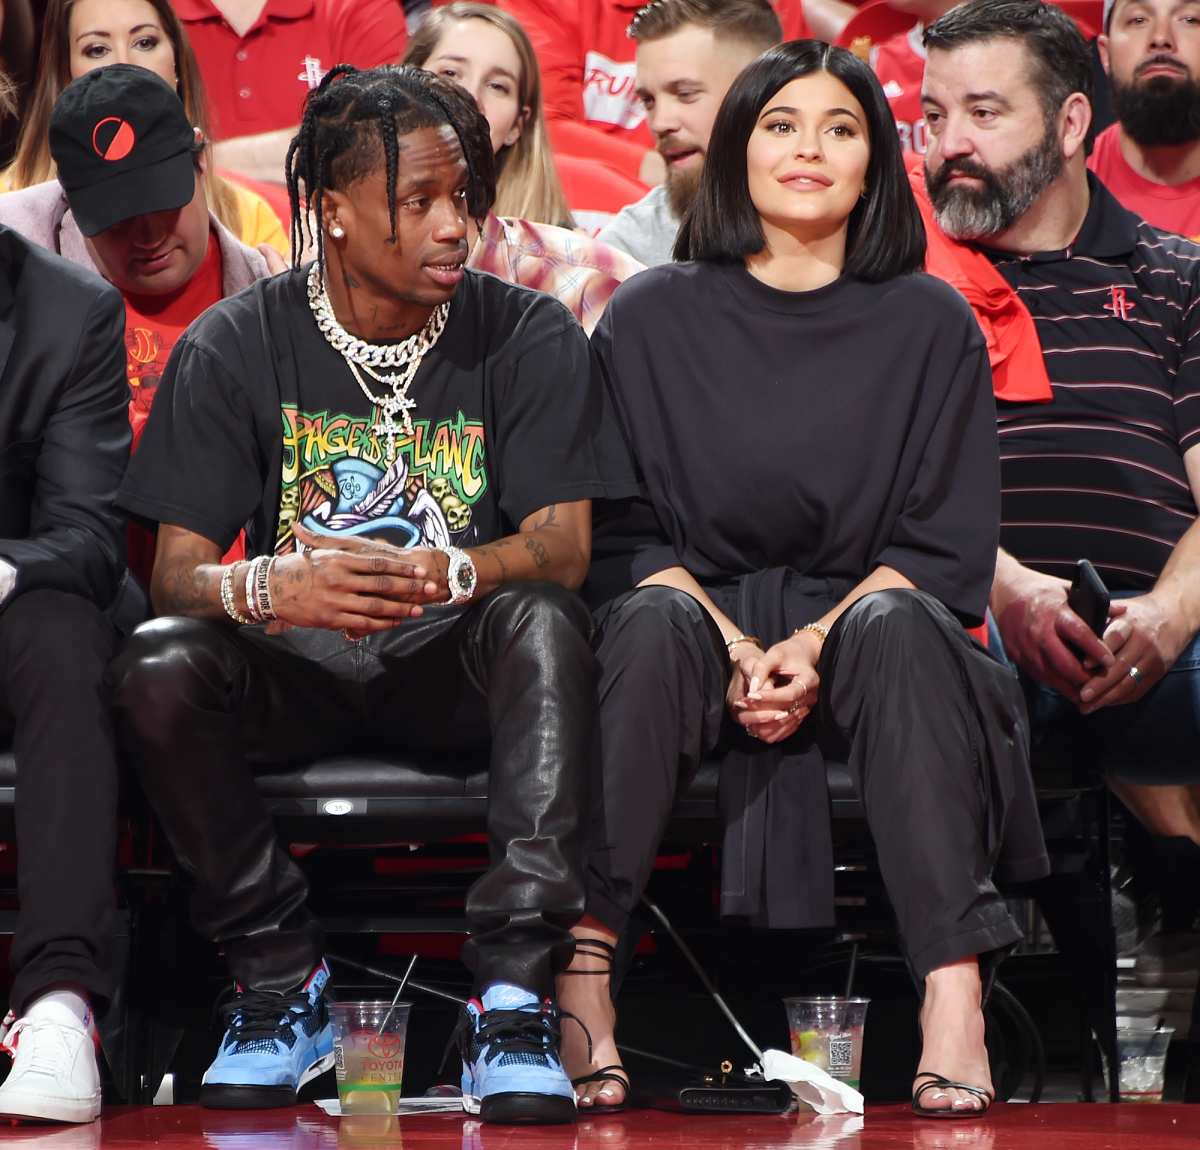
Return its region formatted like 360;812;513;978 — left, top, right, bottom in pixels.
314;1097;464;1116
757;1048;865;1115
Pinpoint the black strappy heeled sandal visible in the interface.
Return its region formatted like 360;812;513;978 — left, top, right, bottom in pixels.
560;938;630;1114
912;1071;995;1118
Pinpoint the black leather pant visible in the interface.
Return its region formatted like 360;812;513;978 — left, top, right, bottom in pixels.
109;582;595;997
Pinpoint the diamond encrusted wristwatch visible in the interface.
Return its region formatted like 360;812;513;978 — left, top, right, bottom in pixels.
441;546;478;605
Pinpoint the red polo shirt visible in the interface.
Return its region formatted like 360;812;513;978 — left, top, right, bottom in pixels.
499;0;799;181
176;0;408;140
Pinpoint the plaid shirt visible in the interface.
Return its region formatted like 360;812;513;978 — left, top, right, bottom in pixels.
468;212;644;335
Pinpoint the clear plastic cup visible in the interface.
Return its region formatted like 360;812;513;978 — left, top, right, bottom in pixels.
331;1000;412;1115
1111;1025;1174;1103
784;996;870;1089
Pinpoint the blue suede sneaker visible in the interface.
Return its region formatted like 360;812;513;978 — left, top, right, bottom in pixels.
458;984;576;1125
200;960;335;1109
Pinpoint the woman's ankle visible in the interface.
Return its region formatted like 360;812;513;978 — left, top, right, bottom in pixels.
922;957;982;1005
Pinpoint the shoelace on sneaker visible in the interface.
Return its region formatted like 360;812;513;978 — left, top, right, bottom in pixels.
4;1020;69;1077
444;1002;592;1072
215;987;313;1049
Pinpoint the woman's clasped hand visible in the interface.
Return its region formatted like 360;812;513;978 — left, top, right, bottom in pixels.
729;630;824;743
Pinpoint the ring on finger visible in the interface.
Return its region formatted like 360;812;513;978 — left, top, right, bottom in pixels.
1129;665;1141;682
788;700;803;715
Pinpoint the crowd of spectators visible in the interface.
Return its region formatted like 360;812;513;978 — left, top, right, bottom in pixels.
0;0;1197;1130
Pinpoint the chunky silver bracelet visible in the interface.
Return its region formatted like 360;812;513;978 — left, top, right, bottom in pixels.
220;564;254;625
244;558;262;622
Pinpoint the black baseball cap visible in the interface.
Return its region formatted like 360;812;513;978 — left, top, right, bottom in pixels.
49;65;198;238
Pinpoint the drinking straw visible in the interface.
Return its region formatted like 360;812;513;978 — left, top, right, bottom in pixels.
376;954;419;1036
327;951;467;1006
844;943;859;999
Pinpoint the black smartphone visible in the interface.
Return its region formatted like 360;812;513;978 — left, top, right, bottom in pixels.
1067;559;1110;637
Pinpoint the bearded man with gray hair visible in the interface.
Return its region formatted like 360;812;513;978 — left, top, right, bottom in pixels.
920;0;1200;944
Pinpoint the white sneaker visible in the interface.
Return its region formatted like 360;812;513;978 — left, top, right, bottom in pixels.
0;1011;101;1123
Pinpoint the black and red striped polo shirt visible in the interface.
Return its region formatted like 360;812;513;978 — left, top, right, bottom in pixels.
985;175;1200;592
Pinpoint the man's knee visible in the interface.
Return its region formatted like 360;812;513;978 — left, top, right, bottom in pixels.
481;581;592;641
0;590;114;679
0;588;108;645
109;616;236;733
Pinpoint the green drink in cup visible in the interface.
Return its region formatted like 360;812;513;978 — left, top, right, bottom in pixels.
784;996;870;1091
331;1001;411;1115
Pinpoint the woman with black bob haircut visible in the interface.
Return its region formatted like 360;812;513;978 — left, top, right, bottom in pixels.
558;40;1049;1119
677;39;925;276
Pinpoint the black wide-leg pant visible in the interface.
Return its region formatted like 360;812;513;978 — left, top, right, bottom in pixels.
109;582;595;998
587;586;1030;978
0;590;120;1014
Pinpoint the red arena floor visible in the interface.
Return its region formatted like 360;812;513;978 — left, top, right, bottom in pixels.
3;1104;1195;1149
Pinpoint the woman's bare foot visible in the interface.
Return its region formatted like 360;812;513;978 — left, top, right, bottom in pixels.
913;959;994;1115
556;928;629;1109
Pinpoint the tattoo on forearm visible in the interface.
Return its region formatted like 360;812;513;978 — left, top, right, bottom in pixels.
158;560;212;613
538;505;559;529
525;536;550;568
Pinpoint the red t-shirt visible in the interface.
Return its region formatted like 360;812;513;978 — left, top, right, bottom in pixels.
870;26;929;155
1089;124;1200;239
124;233;242;583
175;0;409;140
499;0;800;181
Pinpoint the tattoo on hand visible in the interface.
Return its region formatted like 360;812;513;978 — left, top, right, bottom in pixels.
525;536;550;568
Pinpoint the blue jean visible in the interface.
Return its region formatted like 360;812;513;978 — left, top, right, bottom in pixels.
990;597;1200;785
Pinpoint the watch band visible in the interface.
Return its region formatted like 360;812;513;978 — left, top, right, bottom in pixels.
441;546;478;605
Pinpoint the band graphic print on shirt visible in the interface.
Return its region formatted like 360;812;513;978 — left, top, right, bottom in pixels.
276;403;487;555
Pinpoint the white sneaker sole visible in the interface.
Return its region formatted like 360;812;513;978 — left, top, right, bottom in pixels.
299;1051;337;1090
0;1086;101;1124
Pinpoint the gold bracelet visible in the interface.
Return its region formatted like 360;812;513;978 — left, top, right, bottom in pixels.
725;633;761;657
794;621;830;644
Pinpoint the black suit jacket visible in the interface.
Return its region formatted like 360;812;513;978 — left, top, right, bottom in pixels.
0;225;129;609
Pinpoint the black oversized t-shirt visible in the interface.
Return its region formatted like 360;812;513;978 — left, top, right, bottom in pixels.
120;267;638;560
590;261;1000;626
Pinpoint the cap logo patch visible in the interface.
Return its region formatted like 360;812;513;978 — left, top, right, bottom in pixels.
91;117;136;162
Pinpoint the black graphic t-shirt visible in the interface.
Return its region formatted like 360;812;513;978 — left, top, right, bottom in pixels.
120;266;638;563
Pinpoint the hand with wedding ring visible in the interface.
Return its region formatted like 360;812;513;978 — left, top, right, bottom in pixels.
731;630;823;744
1078;592;1191;713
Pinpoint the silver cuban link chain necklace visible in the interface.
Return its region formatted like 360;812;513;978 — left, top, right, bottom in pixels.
306;263;450;461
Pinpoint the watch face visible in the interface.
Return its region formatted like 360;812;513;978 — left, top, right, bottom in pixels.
455;566;472;592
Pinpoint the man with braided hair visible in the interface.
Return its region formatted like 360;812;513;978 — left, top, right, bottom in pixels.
112;64;638;1122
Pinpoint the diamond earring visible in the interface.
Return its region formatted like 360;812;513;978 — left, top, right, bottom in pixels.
330;223;345;239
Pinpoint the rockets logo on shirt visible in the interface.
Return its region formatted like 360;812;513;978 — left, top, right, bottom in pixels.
298;56;327;90
583;52;645;131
